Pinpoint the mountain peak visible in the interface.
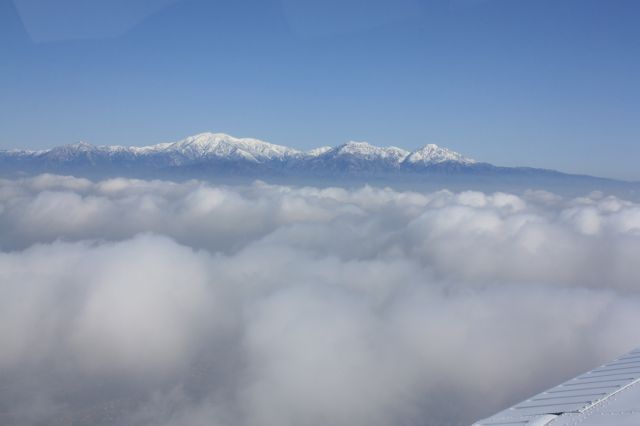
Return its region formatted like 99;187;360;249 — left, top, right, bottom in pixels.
178;132;235;144
0;132;483;175
306;146;333;157
70;141;95;149
337;140;376;153
405;143;474;165
48;140;96;153
334;141;410;162
166;132;300;162
345;140;373;146
171;132;238;149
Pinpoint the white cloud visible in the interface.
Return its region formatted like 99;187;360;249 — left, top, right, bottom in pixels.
1;175;640;425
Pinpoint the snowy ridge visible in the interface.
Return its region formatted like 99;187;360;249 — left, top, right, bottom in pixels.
306;146;333;157
160;133;301;162
2;132;474;164
0;131;487;177
332;141;410;162
104;133;301;162
405;144;475;165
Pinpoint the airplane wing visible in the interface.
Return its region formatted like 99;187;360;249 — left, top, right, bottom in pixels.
472;347;640;426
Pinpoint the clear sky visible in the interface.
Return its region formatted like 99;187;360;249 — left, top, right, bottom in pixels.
1;0;638;179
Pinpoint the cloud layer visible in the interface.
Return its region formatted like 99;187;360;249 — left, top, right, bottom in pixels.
2;175;640;425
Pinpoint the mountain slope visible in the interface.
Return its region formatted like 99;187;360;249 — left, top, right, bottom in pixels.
1;132;476;172
0;132;627;191
404;144;475;166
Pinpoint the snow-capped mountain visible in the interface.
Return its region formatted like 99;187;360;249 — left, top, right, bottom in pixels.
155;133;302;163
299;141;412;173
405;144;475;166
0;132;475;171
36;133;302;165
0;132;622;189
331;141;409;162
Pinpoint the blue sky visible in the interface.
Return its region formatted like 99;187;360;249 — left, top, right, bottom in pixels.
0;0;639;179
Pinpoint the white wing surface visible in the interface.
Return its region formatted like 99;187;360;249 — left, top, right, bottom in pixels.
472;347;640;426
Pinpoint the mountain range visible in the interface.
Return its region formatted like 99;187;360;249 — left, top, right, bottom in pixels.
0;132;475;171
0;133;631;194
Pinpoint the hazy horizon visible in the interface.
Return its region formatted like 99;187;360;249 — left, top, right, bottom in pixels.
3;130;640;184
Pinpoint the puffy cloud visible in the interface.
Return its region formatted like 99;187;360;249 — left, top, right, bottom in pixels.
1;174;640;425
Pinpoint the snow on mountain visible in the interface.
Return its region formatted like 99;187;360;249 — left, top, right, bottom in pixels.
41;141;99;161
93;132;300;163
404;144;475;165
332;141;410;163
306;146;333;157
160;132;301;162
0;132;485;177
289;141;412;173
1;133;472;166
